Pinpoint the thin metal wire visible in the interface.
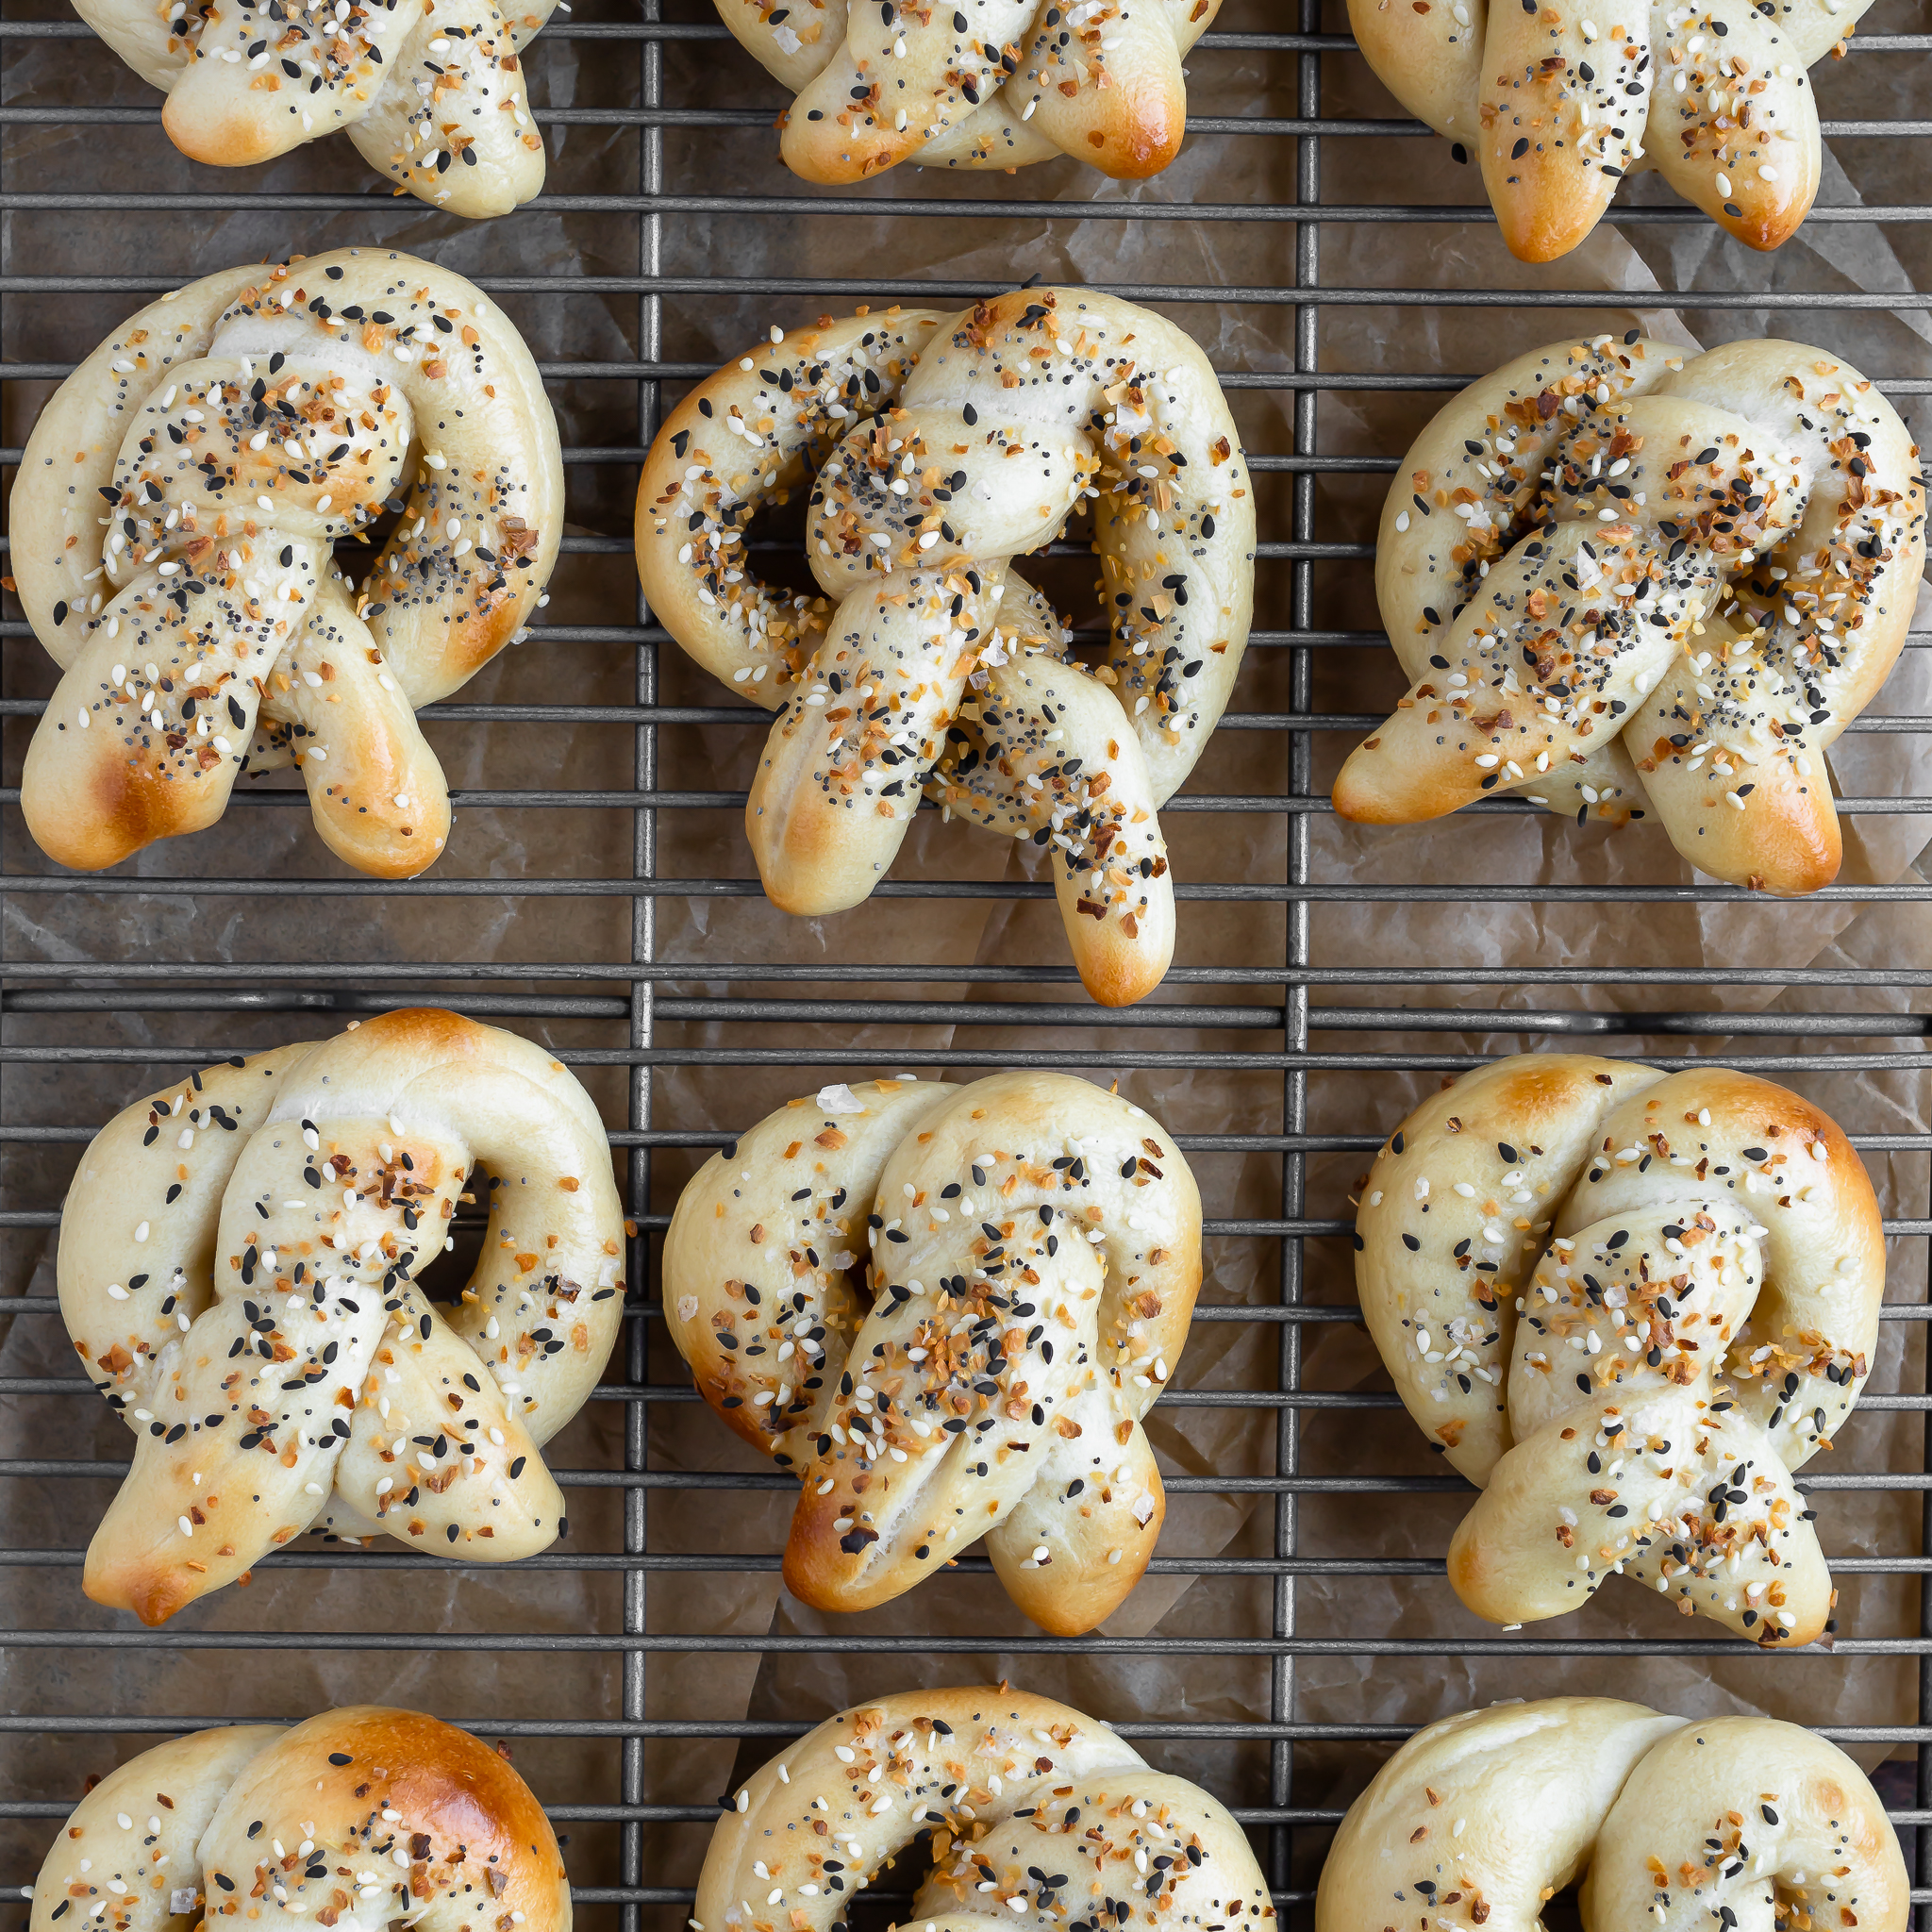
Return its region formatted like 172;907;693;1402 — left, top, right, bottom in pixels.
1;5;1929;1927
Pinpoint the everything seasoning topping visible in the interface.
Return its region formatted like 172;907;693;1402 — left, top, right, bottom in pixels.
1356;1057;1881;1644
60;1014;624;1624
25;250;557;873
733;2;1208;180
1343;334;1925;886
666;1074;1201;1624
1327;1699;1902;1932
137;0;553;215
34;1711;564;1932
637;290;1254;1003
701;1692;1274;1932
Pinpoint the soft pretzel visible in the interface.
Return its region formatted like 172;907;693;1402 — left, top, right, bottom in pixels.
664;1074;1201;1634
75;0;558;216
696;1686;1272;1932
1348;0;1875;260
1335;334;1925;895
13;250;562;878
29;1707;571;1932
1318;1698;1907;1932
713;2;1223;183
57;1008;625;1625
633;291;1255;1007
1355;1054;1885;1643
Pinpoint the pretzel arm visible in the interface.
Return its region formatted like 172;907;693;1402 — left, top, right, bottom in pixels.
1449;1381;1828;1642
343;0;548;218
711;0;849;92
984;1400;1164;1634
58;1046;317;1413
1477;0;1649;263
84;1285;387;1624
777;1;1038;183
258;571;452;877
1001;0;1191;178
1646;2;1821;253
23;545;321;872
933;643;1175;1008
322;1288;565;1556
746;569;1000;915
158;0;425;164
783;1224;1108;1611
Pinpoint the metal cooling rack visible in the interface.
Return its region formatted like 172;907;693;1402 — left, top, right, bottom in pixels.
2;3;1932;1931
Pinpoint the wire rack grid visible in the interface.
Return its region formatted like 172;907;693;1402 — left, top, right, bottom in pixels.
1;3;1932;1931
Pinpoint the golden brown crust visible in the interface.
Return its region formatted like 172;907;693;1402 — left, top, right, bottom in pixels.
86;0;556;216
30;1709;571;1932
1347;0;1857;260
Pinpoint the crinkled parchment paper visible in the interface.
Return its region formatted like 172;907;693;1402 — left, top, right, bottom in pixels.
1;0;1925;1922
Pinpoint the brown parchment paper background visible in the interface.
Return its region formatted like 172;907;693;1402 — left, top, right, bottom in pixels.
0;0;1928;1924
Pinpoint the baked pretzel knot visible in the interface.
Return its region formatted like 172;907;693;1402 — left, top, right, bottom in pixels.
58;1008;625;1625
665;1074;1202;1634
1336;335;1925;895
13;250;561;878
1318;1698;1907;1932
1348;0;1875;260
634;291;1255;1008
76;0;558;215
1356;1054;1885;1644
700;1687;1272;1932
29;1707;571;1932
714;1;1224;183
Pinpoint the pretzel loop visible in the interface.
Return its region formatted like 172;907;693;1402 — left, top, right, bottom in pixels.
13;250;561;877
57;1009;624;1624
664;1073;1202;1634
714;1;1222;183
1355;1054;1884;1642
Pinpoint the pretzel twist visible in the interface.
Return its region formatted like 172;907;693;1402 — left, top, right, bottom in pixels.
1355;1054;1885;1644
1346;0;1877;260
1335;335;1924;895
713;2;1223;183
698;1687;1272;1932
76;0;558;216
13;250;561;877
664;1074;1202;1635
58;1008;625;1625
634;291;1255;1007
1317;1698;1907;1932
29;1707;571;1932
